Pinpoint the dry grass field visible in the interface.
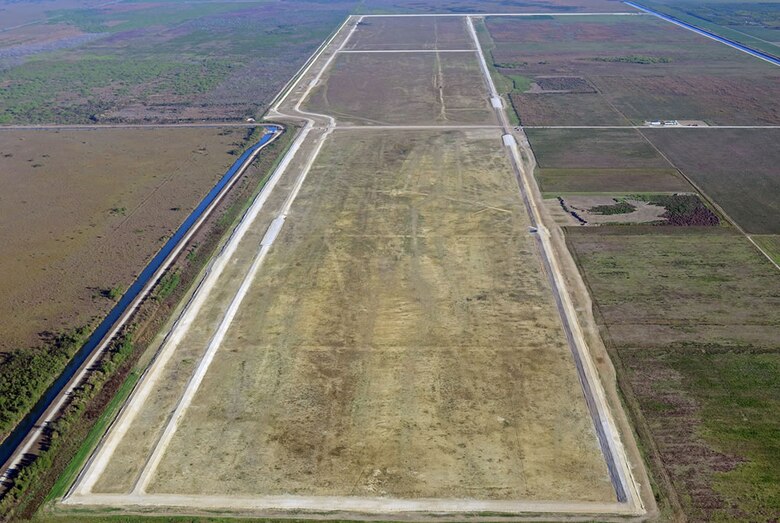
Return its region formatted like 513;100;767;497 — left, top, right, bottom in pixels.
643;129;780;235
346;16;472;50
88;129;616;503
0;127;247;352
526;128;669;169
484;15;780;125
304;52;496;126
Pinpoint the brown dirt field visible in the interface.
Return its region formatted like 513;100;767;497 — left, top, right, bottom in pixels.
93;129;615;503
537;168;690;194
526;128;670;169
347;17;472;50
0;127;248;353
642;128;780;235
149;130;614;500
304;52;496;126
557;195;667;225
360;0;634;14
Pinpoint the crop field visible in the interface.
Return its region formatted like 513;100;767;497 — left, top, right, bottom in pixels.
537;168;689;194
356;0;634;14
526;128;669;169
483;14;780;125
512;93;630;126
643;129;780;235
566;226;780;521
303;52;496;125
79;129;616;503
346;16;472;50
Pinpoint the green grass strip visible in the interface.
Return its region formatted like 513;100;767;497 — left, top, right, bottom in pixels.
45;370;140;502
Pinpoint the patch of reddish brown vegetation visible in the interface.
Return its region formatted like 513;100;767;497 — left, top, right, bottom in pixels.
533;76;594;92
623;351;744;520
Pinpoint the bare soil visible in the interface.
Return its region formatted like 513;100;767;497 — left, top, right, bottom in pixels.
553;195;667;225
347;17;472;50
304;52;496;126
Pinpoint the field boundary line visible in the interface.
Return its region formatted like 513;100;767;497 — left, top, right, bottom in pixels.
359;12;644;17
132;122;335;494
634;129;780;271
267;16;353;113
338;49;475;53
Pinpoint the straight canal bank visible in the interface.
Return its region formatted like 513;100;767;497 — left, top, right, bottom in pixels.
0;124;283;495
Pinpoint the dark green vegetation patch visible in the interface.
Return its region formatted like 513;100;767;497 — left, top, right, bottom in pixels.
636;194;720;226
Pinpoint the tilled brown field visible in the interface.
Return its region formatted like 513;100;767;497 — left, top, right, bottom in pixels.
346;16;472;50
88;129;616;502
303;52;496;126
0;127;248;352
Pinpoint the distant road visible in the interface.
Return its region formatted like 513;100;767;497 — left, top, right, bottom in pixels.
0;122;259;131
